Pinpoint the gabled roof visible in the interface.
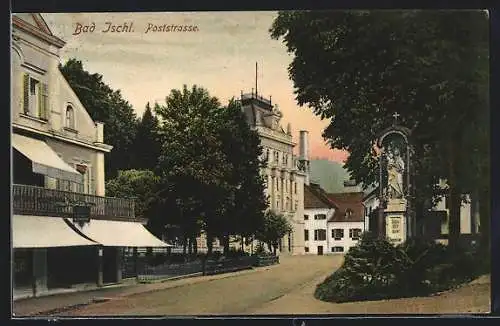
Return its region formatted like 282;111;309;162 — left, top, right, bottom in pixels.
12;13;66;48
327;192;364;223
304;183;338;209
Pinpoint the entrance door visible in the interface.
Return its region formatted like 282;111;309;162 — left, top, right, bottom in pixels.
317;246;323;255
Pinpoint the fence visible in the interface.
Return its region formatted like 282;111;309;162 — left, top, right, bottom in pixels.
122;254;280;282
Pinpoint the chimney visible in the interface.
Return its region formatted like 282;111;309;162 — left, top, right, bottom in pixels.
95;121;104;143
299;130;309;161
299;130;310;185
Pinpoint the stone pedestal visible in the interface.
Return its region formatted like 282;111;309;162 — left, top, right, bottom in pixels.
32;248;48;297
385;199;407;245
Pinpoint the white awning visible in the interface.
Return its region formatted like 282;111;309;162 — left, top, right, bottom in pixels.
12;215;98;248
67;219;172;247
12;133;83;184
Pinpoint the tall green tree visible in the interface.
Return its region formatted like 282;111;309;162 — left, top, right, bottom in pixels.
133;103;162;170
256;211;292;254
152;85;233;255
270;10;489;247
59;59;138;179
218;100;268;253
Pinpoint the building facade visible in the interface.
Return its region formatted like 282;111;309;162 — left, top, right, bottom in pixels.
326;192;365;254
11;13;168;300
303;183;337;255
240;91;309;255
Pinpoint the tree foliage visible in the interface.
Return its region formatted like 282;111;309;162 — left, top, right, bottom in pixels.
151;85;267;255
133;103;162;171
59;59;138;179
256;210;292;254
270;10;489;246
105;169;160;220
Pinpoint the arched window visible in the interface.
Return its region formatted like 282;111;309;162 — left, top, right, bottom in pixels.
65;105;75;129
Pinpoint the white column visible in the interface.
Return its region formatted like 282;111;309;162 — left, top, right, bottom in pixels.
95;152;105;196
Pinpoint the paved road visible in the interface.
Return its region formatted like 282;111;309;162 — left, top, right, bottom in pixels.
62;255;343;316
20;255;489;316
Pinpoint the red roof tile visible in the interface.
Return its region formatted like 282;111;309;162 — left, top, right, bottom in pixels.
327;192;364;222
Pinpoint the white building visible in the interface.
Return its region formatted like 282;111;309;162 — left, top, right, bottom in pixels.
11;13;167;299
326;192;365;254
303;183;336;255
240;91;309;255
303;183;365;255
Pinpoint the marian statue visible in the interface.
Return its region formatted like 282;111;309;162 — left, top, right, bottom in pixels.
385;145;405;199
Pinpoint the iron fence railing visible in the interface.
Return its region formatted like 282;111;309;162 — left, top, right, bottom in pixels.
12;184;135;219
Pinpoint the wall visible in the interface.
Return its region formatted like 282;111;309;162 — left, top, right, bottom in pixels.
434;195;472;235
326;221;364;254
303;207;334;255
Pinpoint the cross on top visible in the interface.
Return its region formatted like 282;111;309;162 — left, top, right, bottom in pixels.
392;112;400;124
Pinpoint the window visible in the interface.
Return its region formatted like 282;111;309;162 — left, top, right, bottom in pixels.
331;246;344;253
349;228;362;240
282;153;286;166
274;151;279;163
305;247;309;253
304;229;309;241
332;229;344;240
345;208;353;219
314;229;327;241
65;105;75;129
314;214;327;220
276;180;280;191
304;214;309;220
23;74;48;120
294;182;297;194
285;198;289;210
294;200;298;211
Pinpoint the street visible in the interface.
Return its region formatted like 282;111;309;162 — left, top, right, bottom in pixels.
55;255;489;316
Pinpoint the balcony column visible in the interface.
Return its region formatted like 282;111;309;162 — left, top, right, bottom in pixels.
97;247;103;287
116;248;123;283
32;248;48;297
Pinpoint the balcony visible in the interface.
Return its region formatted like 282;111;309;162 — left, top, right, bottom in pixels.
12;184;135;220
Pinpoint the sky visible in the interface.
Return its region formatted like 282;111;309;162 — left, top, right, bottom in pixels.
42;12;349;163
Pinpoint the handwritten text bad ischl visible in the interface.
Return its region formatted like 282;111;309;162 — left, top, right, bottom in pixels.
73;21;199;35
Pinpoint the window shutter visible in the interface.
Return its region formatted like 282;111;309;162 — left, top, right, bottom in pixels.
23;74;30;114
40;83;49;119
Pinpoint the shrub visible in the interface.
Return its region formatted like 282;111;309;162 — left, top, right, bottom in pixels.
314;233;487;303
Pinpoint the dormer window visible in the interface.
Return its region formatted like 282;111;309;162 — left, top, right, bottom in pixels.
65;105;75;129
345;208;353;219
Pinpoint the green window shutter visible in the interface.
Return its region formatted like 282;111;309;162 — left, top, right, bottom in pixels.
40;83;49;120
23;74;29;114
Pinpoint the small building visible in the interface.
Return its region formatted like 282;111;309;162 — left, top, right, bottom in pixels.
11;13;169;300
326;192;365;254
303;183;337;255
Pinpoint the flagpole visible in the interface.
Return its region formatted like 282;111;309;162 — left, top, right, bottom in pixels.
255;62;258;97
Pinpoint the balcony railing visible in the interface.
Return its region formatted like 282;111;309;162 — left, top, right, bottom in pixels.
12;184;135;220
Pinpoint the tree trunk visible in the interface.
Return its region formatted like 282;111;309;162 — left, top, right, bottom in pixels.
182;235;187;256
223;234;230;256
192;237;198;255
187;237;193;255
448;141;461;248
267;242;272;253
207;233;214;257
